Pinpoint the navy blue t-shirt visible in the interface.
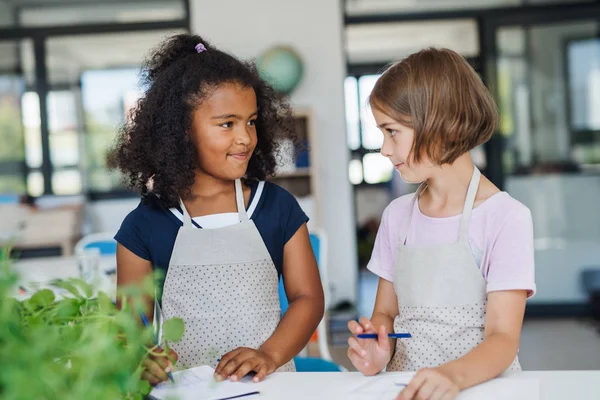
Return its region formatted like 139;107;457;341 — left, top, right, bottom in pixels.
114;181;308;278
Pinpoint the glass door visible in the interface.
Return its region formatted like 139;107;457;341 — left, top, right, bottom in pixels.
483;5;600;307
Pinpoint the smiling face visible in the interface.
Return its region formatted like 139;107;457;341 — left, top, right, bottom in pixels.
189;82;258;181
372;106;435;184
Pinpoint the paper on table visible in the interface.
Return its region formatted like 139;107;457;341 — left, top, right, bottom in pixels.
148;365;259;400
351;373;539;400
351;373;414;400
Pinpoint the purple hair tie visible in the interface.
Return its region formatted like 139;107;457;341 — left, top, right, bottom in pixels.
195;43;207;53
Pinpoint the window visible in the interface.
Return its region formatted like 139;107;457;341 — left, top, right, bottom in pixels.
22;91;42;195
567;38;600;134
0;0;187;197
344;74;393;185
81;68;142;192
0;76;26;194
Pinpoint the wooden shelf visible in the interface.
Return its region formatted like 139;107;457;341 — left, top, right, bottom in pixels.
267;107;319;216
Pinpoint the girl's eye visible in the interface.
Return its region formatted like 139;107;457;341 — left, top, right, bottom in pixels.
221;122;233;128
248;119;257;127
387;128;397;137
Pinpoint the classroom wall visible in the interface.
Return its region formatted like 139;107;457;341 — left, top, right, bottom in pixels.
190;0;358;305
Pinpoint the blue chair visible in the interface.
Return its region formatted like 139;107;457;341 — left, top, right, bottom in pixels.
294;357;342;372
0;194;20;204
75;232;117;255
279;230;343;372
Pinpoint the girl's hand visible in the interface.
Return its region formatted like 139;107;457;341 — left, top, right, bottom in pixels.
396;368;459;400
214;347;278;383
347;317;392;376
141;348;178;386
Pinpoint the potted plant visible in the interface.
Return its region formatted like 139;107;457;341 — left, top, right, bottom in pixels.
0;249;184;399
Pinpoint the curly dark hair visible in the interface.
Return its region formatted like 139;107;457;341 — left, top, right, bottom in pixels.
107;34;295;208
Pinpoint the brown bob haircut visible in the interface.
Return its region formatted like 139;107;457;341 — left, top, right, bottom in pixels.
369;48;498;165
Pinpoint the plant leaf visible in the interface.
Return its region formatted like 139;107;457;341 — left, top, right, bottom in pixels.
54;298;81;319
138;379;151;395
25;313;43;327
70;278;93;298
97;291;116;313
52;280;83;299
161;318;184;343
29;289;56;308
6;297;22;318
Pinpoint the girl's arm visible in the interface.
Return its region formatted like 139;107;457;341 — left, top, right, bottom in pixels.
398;290;527;400
260;223;325;363
116;243;154;317
215;223;324;382
438;290;527;388
117;244;176;386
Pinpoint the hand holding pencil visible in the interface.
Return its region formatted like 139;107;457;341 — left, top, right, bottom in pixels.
140;312;178;386
347;317;410;376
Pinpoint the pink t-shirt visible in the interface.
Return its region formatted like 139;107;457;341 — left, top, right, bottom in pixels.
367;191;536;297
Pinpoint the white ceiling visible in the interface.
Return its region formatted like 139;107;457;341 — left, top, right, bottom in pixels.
346;18;479;63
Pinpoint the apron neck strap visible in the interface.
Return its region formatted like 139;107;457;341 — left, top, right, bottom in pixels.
401;167;480;245
458;166;481;244
179;179;249;226
235;179;249;222
178;197;193;227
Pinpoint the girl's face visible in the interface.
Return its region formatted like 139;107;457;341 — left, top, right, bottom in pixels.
190;83;258;181
371;107;435;184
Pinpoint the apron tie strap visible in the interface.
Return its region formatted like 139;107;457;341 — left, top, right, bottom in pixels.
458;167;481;244
235;179;249;222
178;197;193;227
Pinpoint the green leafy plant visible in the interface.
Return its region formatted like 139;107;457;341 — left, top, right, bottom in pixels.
0;249;184;400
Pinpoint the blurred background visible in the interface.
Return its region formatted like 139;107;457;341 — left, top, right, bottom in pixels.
1;0;599;372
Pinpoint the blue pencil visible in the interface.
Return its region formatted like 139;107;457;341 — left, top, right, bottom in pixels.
140;312;175;383
357;333;412;339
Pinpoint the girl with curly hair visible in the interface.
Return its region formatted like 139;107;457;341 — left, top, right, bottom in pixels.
110;34;324;385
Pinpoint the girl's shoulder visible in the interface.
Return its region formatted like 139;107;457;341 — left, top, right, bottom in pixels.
382;192;416;221
256;180;301;209
474;191;532;222
122;193;179;228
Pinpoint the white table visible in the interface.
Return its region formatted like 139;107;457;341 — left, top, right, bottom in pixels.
252;370;599;399
12;255;117;300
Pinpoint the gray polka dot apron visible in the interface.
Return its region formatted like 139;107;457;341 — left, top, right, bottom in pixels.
387;167;521;372
160;179;295;371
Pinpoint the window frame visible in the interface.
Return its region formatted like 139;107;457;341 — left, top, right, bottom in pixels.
0;0;190;199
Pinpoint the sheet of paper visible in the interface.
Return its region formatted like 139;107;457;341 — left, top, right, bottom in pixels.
350;373;539;400
149;365;259;400
351;373;413;400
